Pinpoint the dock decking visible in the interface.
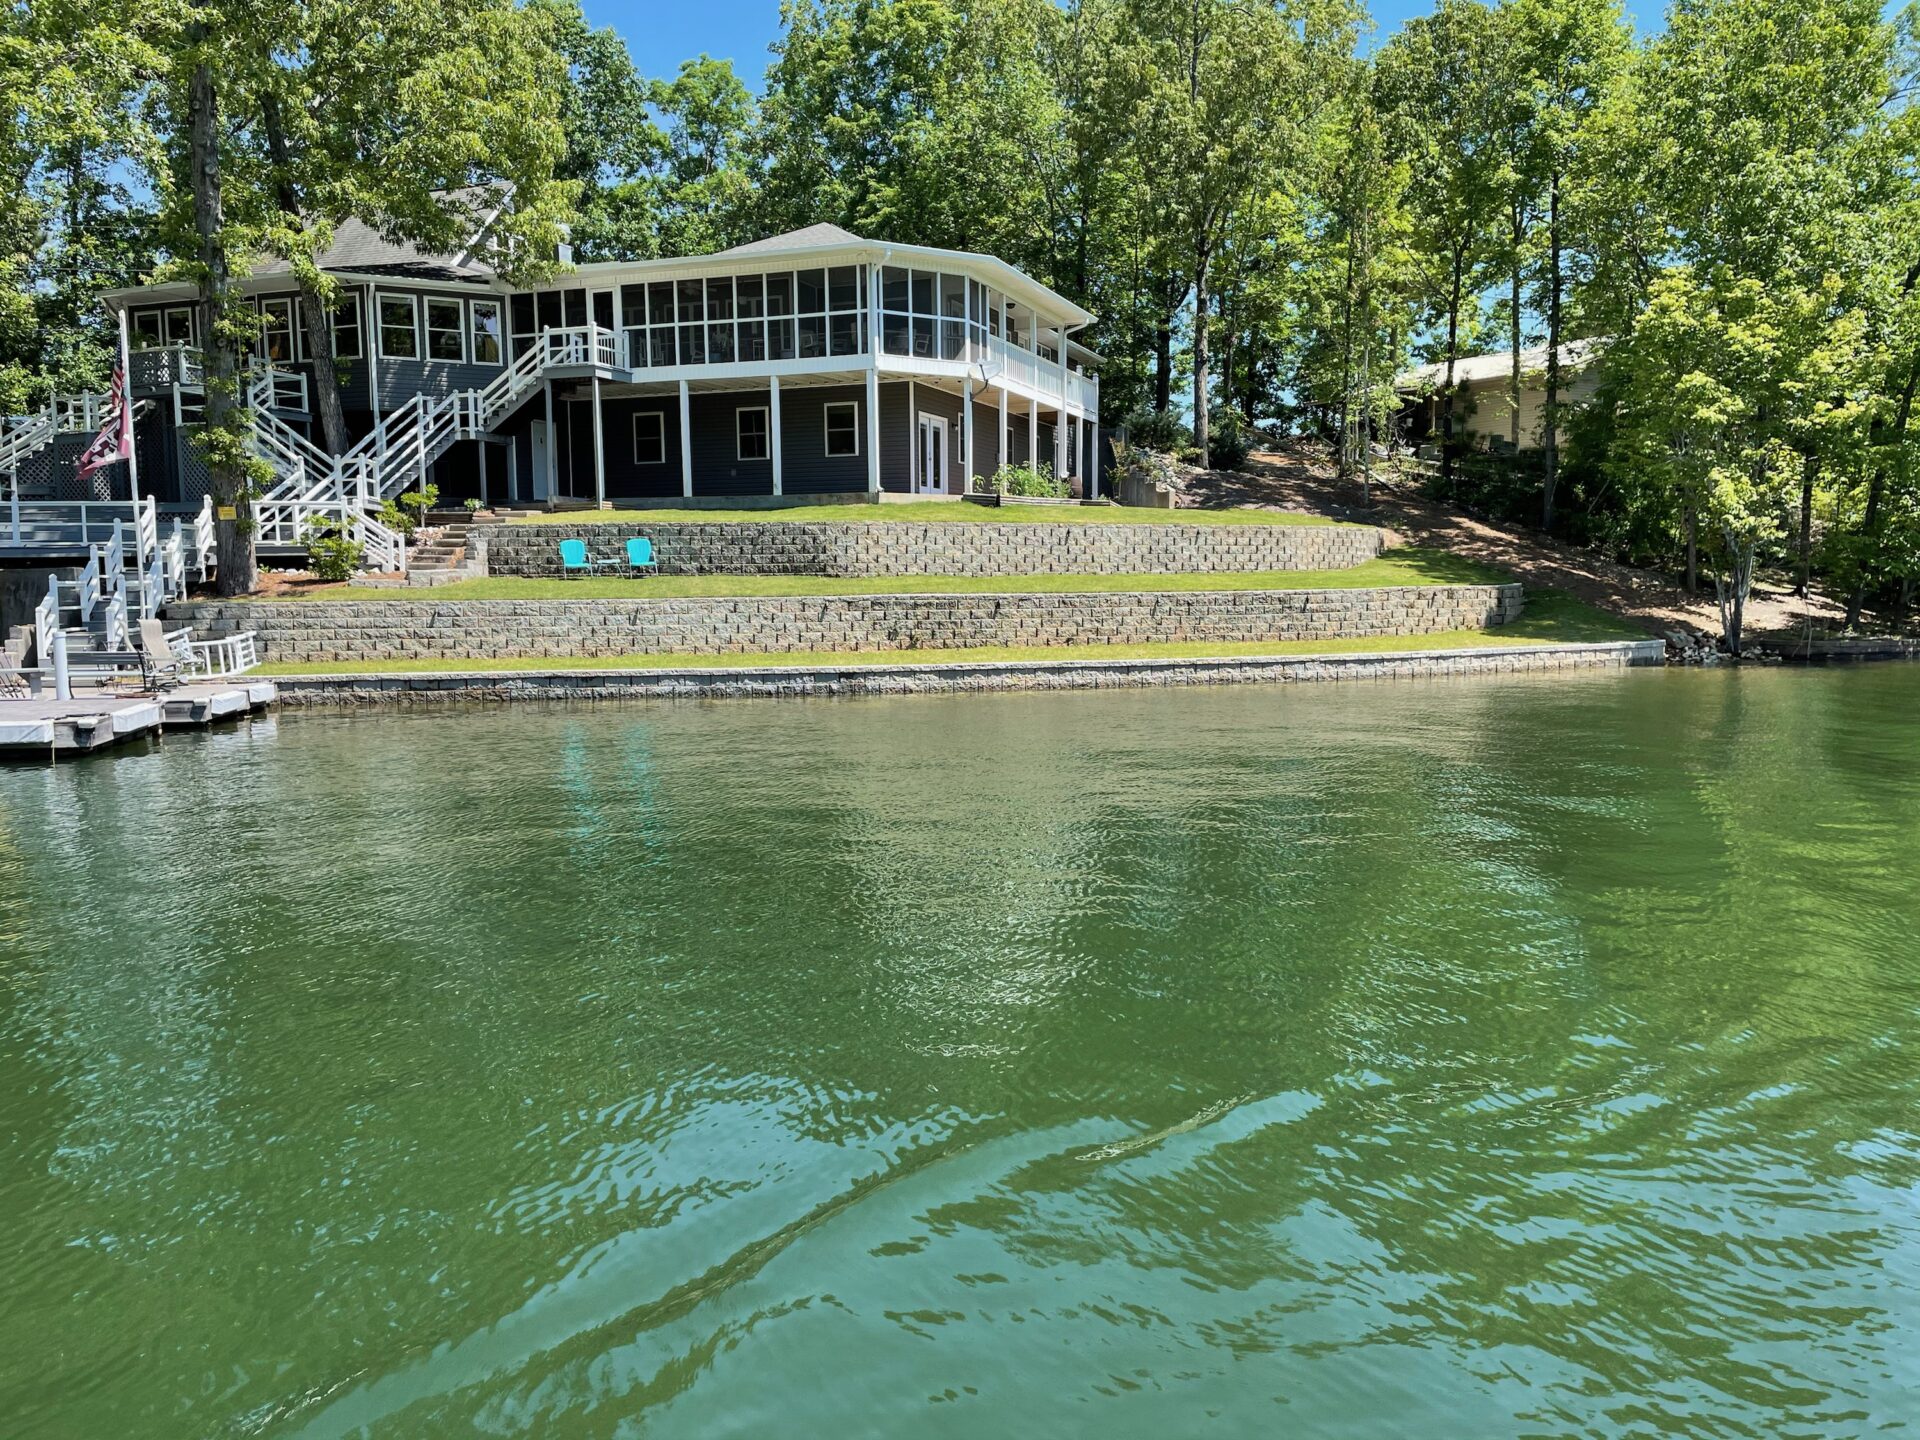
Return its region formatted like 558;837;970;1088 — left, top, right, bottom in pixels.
0;680;277;758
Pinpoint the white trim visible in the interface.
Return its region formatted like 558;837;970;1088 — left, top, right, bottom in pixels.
376;292;421;360
423;294;467;364
469;298;504;366
632;409;667;465
678;381;693;496
865;369;880;491
259;296;297;365
915;411;949;495
736;404;771;462
330;294;364;360
824;400;860;457
769;377;783;495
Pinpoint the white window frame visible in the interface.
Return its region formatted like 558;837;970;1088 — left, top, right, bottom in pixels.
377;293;420;360
425;296;466;363
824;400;860;457
736;405;771;462
330;295;364;360
469;299;503;366
164;305;196;346
259;297;297;365
633;409;667;465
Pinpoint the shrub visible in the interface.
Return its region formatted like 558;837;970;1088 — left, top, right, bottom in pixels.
985;462;1070;499
464;497;483;512
1207;407;1252;471
377;498;413;537
1123;405;1189;454
1175;444;1205;466
302;515;364;581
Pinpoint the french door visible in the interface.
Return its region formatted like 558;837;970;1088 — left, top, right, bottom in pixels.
916;413;948;494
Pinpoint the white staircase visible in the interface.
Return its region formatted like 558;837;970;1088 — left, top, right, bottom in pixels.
28;501;207;674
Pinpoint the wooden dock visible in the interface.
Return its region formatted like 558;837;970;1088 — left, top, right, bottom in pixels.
0;680;277;759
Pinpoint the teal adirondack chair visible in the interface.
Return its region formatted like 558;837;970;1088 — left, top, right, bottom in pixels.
558;538;617;576
624;537;657;574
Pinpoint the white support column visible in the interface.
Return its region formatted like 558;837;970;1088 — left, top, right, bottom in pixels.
907;378;917;492
543;379;557;499
769;375;783;496
1089;419;1100;500
999;383;1010;478
1055;335;1069;479
590;374;607;507
678;380;693;498
963;386;974;493
1029;392;1039;470
367;285;383;433
478;441;489;506
865;367;881;493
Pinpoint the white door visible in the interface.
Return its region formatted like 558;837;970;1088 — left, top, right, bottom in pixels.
916;413;948;494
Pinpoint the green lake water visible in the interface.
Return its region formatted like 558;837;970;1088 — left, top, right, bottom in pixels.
3;667;1919;1437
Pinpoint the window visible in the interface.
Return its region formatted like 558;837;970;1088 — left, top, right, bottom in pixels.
470;299;502;365
378;294;419;359
882;267;973;361
260;298;295;363
824;401;859;457
164;306;195;346
737;406;770;462
633;410;666;464
706;277;735;364
331;296;363;360
510;293;537;357
426;298;465;361
132;311;164;349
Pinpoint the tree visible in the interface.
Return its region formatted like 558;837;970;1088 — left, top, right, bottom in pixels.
1377;0;1503;493
252;0;577;455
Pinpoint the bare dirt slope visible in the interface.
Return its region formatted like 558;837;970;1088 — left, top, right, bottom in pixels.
1176;446;1844;640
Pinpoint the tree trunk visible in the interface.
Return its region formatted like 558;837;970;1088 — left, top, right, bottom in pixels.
1541;173;1562;532
189;54;257;597
1440;242;1463;494
1192;242;1212;460
1794;449;1816;598
1509;204;1523;452
1846;350;1919;628
260;93;350;456
1684;503;1697;593
1152;317;1172;414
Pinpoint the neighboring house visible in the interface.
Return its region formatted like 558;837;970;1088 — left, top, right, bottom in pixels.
84;218;1102;525
1396;340;1603;453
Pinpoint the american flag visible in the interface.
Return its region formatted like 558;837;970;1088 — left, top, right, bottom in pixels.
75;363;132;484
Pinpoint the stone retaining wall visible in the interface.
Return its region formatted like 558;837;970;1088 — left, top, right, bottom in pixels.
476;519;1384;579
173;584;1523;665
268;640;1666;705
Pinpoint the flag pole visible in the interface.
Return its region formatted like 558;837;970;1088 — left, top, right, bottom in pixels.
117;304;147;574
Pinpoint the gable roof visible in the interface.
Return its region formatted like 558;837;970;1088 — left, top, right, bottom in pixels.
250;185;507;283
1397;339;1605;390
716;223;865;256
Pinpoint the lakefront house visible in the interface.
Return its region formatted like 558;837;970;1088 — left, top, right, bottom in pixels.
24;218;1104;545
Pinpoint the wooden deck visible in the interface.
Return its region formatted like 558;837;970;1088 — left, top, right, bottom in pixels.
0;680;277;759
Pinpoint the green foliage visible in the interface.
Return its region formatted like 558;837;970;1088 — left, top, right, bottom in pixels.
302;515;365;580
984;463;1070;499
1207;408;1252;471
1123;406;1189;453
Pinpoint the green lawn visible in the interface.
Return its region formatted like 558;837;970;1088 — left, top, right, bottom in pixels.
504;501;1348;527
257;589;1645;676
266;547;1504;602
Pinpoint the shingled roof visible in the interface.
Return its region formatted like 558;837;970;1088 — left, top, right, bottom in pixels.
714;223;866;257
251;186;507;283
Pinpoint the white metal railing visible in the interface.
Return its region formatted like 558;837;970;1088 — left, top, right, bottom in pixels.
193;495;215;577
34;574;59;674
189;630;259;678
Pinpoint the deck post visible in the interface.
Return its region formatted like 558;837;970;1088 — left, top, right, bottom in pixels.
963;385;974;493
769;375;783;496
51;630;71;701
1029;392;1038;470
1056;336;1069;478
865;368;881;493
590;375;607;507
1089;419;1100;500
678;380;693;498
478;440;489;507
999;383;1010;483
907;378;917;492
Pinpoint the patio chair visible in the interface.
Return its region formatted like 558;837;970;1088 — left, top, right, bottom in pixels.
137;617;192;690
558;538;620;576
624;536;657;574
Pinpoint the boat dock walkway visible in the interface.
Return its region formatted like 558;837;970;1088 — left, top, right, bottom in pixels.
0;680;277;759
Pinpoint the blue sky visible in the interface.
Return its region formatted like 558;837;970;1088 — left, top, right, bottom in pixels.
582;0;1667;86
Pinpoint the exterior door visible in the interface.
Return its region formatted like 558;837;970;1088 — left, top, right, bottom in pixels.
590;287;617;362
916;413;948;494
530;424;551;501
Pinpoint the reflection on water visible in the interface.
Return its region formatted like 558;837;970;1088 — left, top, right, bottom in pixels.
3;667;1920;1436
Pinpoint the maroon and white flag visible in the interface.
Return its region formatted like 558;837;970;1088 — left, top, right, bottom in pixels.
74;364;133;484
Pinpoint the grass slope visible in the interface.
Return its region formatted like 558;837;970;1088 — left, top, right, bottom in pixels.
505;501;1347;528
256;589;1643;676
263;547;1503;603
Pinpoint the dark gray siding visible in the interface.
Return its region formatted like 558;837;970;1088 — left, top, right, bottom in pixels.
779;384;869;495
691;392;774;497
879;382;911;493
